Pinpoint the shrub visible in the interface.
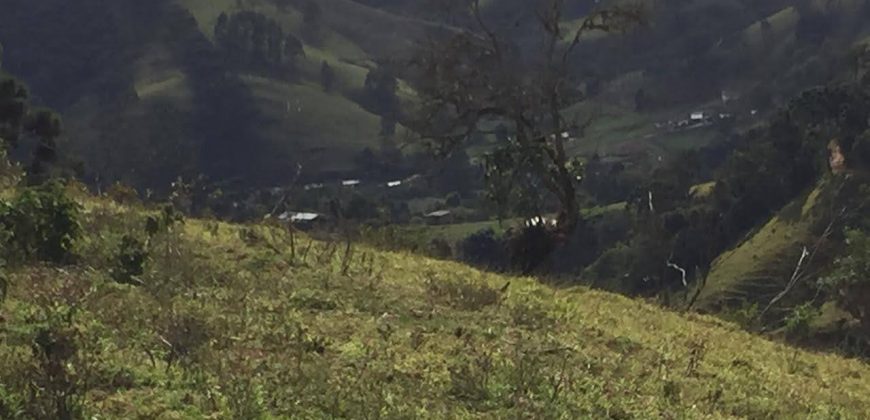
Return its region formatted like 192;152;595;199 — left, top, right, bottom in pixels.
424;272;500;311
0;148;22;188
458;228;507;270
821;229;870;333
507;225;556;274
783;303;819;342
719;302;761;330
105;181;139;205
160;311;211;371
27;323;85;419
145;204;184;237
0;181;81;264
110;235;148;285
509;298;554;329
427;238;453;259
4;270;96;420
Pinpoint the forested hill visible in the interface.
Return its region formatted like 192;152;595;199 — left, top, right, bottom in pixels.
2;0;870;191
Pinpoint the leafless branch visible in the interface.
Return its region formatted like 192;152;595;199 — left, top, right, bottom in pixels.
562;4;647;67
758;207;846;320
470;0;502;61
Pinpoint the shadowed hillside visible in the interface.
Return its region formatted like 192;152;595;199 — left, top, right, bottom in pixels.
3;0;870;190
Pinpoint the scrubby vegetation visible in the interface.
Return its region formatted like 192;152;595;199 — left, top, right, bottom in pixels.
1;186;870;418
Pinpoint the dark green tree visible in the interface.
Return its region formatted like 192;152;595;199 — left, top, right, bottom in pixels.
214;11;305;76
1;55;63;182
363;66;399;117
320;60;336;92
0;75;29;150
24;109;62;183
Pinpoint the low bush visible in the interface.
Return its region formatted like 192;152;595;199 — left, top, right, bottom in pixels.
110;235;148;285
105;182;139;205
821;229;870;334
507;225;557;274
457;228;507;270
425;272;500;311
0;181;81;264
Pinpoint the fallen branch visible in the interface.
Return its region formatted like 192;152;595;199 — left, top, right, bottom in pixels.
758;246;810;320
757;206;845;320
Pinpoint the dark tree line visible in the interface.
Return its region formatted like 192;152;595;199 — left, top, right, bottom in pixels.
1;47;62;183
214;11;305;78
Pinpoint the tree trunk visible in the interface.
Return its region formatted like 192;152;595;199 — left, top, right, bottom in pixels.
556;173;579;235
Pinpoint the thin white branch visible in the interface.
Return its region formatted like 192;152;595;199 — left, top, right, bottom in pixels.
648;190;655;213
667;260;688;287
758;206;846;320
759;246;809;319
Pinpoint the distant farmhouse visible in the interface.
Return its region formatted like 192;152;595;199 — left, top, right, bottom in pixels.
525;216;557;228
424;210;453;225
279;211;327;230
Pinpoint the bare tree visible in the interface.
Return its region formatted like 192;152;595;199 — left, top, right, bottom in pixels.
411;0;644;233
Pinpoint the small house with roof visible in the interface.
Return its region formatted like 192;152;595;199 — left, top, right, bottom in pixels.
423;210;453;225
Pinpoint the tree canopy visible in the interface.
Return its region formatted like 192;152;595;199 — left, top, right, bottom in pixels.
411;0;644;233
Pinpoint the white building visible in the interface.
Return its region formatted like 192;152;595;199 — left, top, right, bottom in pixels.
278;212;322;223
525;216;557;228
424;210;452;218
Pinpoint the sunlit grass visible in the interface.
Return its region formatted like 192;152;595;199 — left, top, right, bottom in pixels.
1;192;869;418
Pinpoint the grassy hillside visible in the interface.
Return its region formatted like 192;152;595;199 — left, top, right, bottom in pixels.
0;0;421;188
697;183;823;310
2;188;870;418
239;76;384;174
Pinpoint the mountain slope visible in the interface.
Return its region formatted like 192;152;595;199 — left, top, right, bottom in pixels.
0;0;417;189
4;0;870;190
697;182;823;310
1;190;869;418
